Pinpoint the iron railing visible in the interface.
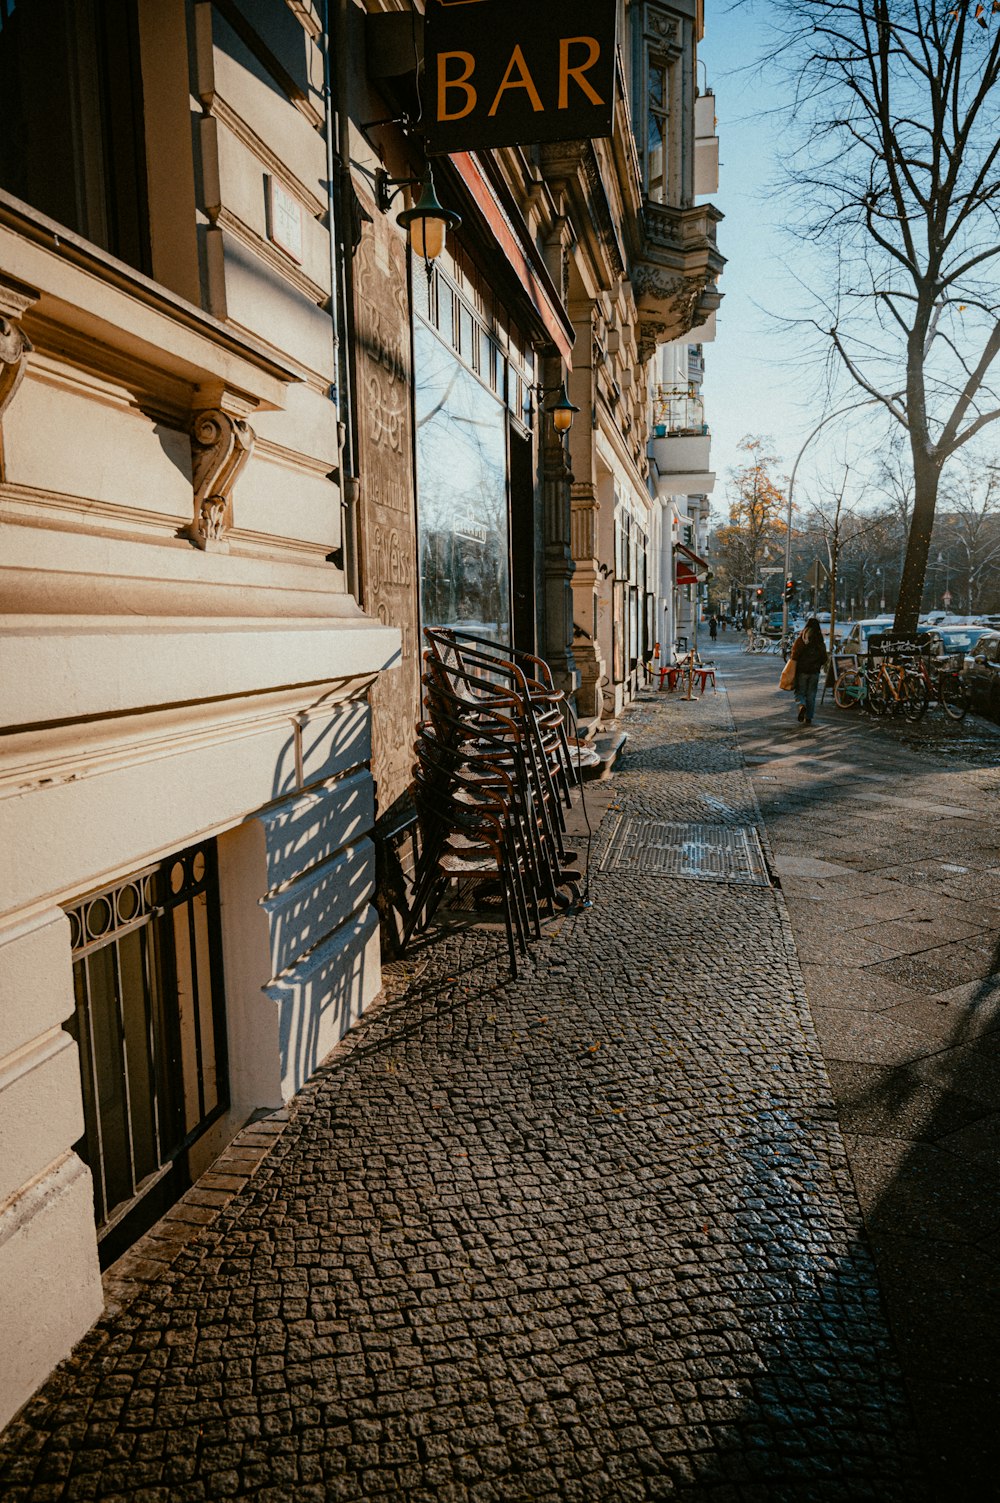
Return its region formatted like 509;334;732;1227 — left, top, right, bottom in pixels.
652;384;707;435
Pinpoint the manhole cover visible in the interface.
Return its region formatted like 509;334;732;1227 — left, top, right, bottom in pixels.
601;817;771;885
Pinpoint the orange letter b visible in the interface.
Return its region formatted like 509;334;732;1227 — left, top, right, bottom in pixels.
438;51;477;121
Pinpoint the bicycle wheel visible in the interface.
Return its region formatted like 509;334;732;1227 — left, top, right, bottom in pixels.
867;674;887;716
940;672;969;721
834;669;864;709
901;672;929;722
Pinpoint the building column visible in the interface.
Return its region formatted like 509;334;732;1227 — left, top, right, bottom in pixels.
539;356;579;701
659;495;676;659
569;480;606;721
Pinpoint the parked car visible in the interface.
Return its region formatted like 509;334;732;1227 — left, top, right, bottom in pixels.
928;624;986;657
837;617;896;654
961;630;1000;720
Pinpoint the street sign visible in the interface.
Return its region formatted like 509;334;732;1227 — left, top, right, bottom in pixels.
806;559;828;588
421;0;617;155
760;566;783;575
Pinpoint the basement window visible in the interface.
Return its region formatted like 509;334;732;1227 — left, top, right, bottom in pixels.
64;842;229;1266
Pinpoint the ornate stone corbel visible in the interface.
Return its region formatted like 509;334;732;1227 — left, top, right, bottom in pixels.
0;277;39;425
187;406;256;551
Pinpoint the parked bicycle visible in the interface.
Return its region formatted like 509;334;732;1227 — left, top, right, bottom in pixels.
908;651;969;721
833;652;927;720
833;663;867;710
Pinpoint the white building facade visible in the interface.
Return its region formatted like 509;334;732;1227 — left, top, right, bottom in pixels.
648;86;720;659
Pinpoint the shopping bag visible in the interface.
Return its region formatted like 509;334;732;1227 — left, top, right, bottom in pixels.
779;657;796;691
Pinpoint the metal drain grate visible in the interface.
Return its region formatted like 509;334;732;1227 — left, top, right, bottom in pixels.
601;817;771;885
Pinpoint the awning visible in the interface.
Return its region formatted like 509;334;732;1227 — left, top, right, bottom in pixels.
448;153;575;365
675;539;710;586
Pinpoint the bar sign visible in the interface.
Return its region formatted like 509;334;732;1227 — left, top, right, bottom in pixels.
421;0;618;156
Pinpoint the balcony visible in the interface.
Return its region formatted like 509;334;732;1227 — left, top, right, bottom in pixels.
652;385;706;436
633;202;725;358
651;434;715;496
695;92;719;197
649;387;714;494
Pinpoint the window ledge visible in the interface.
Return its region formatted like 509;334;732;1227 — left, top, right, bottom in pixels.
0;192;304;411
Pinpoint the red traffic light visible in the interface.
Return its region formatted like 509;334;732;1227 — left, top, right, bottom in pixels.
784;577;795;599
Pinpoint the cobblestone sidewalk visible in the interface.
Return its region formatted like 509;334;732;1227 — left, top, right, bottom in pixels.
0;682;925;1501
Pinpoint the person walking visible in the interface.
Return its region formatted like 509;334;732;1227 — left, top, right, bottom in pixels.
709;615;718;642
789;617;828;726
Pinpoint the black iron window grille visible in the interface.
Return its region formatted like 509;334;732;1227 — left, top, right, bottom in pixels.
65;841;229;1260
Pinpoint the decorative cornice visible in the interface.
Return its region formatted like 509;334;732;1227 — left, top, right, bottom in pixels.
210;95;326;219
0;317;33;423
187;407;256;551
216;207;329;307
540;141;628;287
0;275;38;424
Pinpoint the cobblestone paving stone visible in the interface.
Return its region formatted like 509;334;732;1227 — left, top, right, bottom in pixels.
0;683;925;1501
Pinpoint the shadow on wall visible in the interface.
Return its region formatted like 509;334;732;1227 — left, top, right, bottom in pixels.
255;692;383;1096
272;905;377;1095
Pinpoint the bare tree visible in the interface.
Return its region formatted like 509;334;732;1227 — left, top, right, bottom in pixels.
771;0;1000;635
940;456;1000;611
808;469;895;647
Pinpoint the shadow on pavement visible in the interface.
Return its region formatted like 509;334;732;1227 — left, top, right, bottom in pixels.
721;644;1000;1494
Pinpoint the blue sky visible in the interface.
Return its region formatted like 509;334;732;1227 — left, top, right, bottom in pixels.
697;0;883;514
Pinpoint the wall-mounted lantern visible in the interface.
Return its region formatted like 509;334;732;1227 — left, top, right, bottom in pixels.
532;380;580;436
375;166;461;277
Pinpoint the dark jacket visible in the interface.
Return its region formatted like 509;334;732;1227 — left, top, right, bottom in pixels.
792;633;827;675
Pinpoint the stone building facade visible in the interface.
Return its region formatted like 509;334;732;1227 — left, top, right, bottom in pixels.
0;0;720;1431
0;0;396;1428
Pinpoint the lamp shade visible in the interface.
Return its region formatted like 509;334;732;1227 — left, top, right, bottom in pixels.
548;382;580;433
410;213;447;262
396;171;461;265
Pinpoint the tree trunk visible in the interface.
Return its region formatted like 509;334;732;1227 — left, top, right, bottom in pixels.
828;534;839;655
894;448;941;638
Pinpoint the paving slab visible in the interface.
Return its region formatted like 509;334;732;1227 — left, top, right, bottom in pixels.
825;1060;992;1143
809;1008;944;1067
723;641;1000;1495
773;855;859;878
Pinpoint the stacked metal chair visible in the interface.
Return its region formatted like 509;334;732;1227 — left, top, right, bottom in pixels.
401;627;582;976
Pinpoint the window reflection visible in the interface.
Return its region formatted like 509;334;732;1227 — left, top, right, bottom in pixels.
414;320;510;640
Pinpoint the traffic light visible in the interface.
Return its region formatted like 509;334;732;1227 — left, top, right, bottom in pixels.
755;587;763;600
784;576;795;600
